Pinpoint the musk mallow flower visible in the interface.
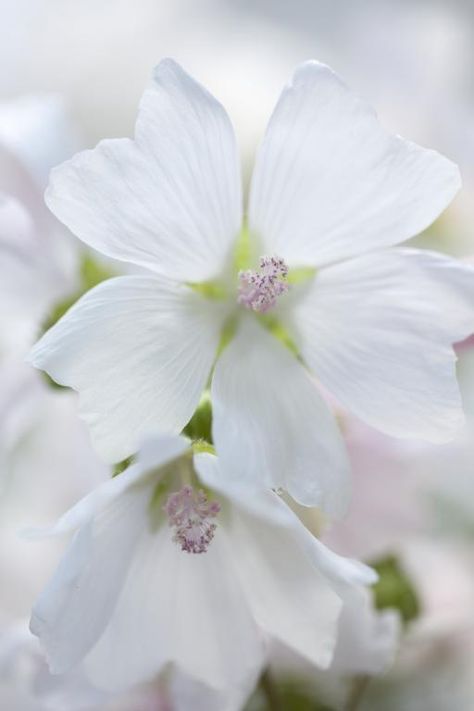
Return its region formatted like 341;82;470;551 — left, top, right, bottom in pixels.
27;434;376;706
29;59;474;516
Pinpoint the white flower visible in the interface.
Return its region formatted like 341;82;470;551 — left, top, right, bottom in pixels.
0;187;72;358
28;434;376;707
0;367;109;621
29;59;474;515
0;94;80;190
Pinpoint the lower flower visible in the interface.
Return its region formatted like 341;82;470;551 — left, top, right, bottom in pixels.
28;434;377;708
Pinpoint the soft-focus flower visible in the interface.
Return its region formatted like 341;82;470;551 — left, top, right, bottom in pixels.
317;340;474;710
322;419;426;561
0;374;109;622
0;620;176;711
0;620;111;711
0;94;112;710
29;59;474;516
0;186;74;358
0;94;80;189
322;337;474;561
0;94;80;358
29;434;376;708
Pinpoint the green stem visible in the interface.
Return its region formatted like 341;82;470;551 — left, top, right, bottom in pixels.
259;668;283;711
345;675;371;711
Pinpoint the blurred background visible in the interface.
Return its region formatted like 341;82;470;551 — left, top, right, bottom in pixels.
1;1;474;709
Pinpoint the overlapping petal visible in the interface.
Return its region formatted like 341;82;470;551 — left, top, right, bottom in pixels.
28;434;195;682
84;526;262;693
29;276;225;462
195;453;376;668
211;317;350;515
249;61;460;268
30;483;150;674
288;249;474;442
45;59;242;282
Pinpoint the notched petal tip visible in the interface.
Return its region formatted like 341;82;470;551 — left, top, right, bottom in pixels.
152;56;185;82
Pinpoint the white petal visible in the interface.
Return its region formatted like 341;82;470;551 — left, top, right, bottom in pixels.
30;483;151;674
29;276;225;462
83;526;263;694
290;249;474;442
211;317;350;515
195;453;376;668
196;452;375;585
249;61;460;267
230;510;340;669
45;59;242;282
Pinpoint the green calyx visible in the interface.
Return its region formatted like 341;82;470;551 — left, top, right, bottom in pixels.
258;314;300;357
192;440;216;455
233;220;256;272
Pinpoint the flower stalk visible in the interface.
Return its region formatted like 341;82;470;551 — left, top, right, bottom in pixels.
259;668;283;711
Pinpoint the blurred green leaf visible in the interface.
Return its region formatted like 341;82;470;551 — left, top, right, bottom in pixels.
40;254;116;389
42;253;115;335
369;553;421;625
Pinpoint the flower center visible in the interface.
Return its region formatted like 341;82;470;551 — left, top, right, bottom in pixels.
237;255;289;313
164;485;221;554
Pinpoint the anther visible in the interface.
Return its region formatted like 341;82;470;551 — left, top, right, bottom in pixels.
164;486;220;554
238;255;289;313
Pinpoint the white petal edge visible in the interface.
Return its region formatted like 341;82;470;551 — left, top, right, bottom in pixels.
288;248;474;442
195;451;376;587
45;58;242;282
331;587;400;675
28;276;224;462
249;61;460;268
211;316;350;515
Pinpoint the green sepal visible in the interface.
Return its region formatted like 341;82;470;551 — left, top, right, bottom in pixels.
112;455;135;478
183;391;213;445
186;280;228;300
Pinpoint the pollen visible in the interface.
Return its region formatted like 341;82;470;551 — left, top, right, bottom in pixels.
164;486;221;554
238;255;289;313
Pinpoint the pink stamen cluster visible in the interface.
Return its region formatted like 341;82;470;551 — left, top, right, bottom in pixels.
164;485;221;554
238;255;289;313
